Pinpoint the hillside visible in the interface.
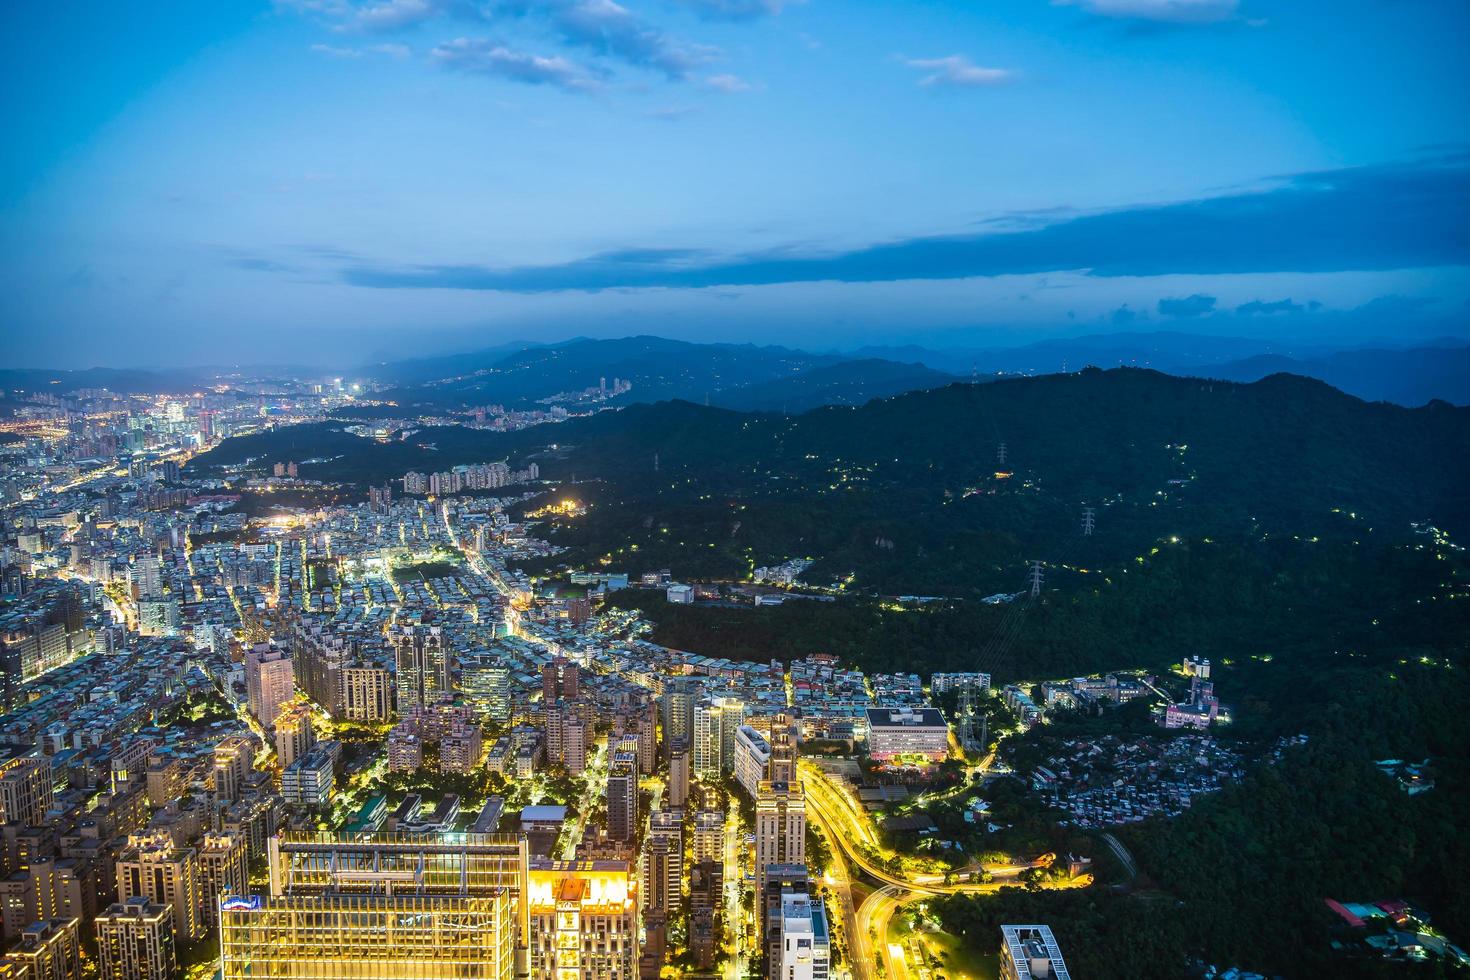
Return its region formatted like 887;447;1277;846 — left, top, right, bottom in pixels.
708;358;958;412
1198;343;1470;406
191;367;1470;597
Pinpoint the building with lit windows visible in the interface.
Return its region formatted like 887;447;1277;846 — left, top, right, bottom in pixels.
220;832;526;980
198;834;249;929
640;810;683;918
94;898;176;980
211;736;255;806
526;860;638;980
864;706;950;762
733;725;771;798
391;626;448;714
776;892;831;980
273;698;316;769
341;664;391;722
280;744;334;809
244;645;294;729
755;781;806;903
0;757;53;828
0;917;81;980
115;831;204;942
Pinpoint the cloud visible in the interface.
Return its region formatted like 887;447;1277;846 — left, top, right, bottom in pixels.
704;73;751;93
311;43;364;57
1111;304;1139;325
1235;298;1304;315
430;37;603;92
311;40;412;57
1158;293;1217;316
546;0;720;79
1056;0;1240;24
677;0;794;20
903;55;1013;88
318;158;1470;292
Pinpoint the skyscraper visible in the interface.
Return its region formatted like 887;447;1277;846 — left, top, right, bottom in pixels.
221;832;525;980
526;860;638;980
606;748;639;844
391;626;449;714
0;756;54;827
755;780;806;904
94;898;176;980
272;698;316;769
641;810;684;918
115;831;204;942
244;645;294;728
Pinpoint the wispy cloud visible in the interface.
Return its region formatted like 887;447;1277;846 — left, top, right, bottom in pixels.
310;41;412;57
1055;0;1240;24
315;159;1470;293
704;73;751;93
430;37;603;93
903;55;1013;88
676;0;795;20
549;0;720;80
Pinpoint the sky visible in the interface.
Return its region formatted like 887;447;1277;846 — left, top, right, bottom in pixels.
2;0;1468;368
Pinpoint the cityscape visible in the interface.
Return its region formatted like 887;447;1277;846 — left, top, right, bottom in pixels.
3;3;1469;980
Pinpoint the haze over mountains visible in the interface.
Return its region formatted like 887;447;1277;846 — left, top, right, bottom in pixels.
4;332;1467;409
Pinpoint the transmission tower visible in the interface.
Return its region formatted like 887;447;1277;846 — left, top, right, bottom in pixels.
1082;507;1096;536
1029;560;1044;598
997;442;1007;467
957;684;979;750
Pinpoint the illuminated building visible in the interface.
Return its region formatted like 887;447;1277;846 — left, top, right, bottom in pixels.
733;725;771;798
667;739;690;810
1000;924;1072;980
220;832;527;980
341;664;391;722
280;744;334;809
244;645;294;729
768;712;798;784
290;619;350;716
94;898;176;980
640;810;683;917
542;657;580;703
864;707;950;762
211;736;255;806
762;864;809;967
692;696;744;779
692;809;723;864
0;757;53;827
115;831;204;942
462;653;512;722
198;834;248;929
775;893;830;980
390;626;448;714
526;860;638;980
605;749;639;844
0;917;81;980
755;781;806;903
273;698;316;769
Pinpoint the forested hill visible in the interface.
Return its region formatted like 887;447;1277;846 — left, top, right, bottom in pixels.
190;368;1470;596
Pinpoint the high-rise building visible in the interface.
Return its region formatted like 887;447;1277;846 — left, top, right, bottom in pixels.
281;744;335;809
221;833;525;980
526;860;638;980
542;657;579;704
0;756;54;827
341;664;391;722
768;712;798;784
755;781;806;903
640;810;684;918
211;736;255;806
692;697;743;778
660;679;699;759
1;917;81;980
94;898;177;980
733;725;772;799
692;809;724;865
290;620;351;716
244;645;294;729
461;653;512;721
762;864;810;968
273;698;316;769
391;626;448;714
198;834;248;929
115;831;204;942
775;892;831;980
1000;924;1072;980
606;749;640;844
667;739;690;810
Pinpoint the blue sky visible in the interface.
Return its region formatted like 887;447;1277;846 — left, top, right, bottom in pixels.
2;0;1467;367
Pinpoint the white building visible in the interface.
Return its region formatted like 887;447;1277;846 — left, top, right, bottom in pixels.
666;584;694;604
1000;924;1071;980
776;892;831;980
864;706;950;762
733;725;772;798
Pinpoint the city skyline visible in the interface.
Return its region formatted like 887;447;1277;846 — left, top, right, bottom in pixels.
4;0;1469;367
